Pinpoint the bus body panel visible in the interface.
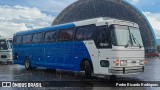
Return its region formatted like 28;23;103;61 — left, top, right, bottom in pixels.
101;48;144;75
83;40;99;74
14;41;92;71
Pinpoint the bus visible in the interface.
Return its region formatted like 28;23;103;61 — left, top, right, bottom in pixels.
0;36;13;64
13;17;145;78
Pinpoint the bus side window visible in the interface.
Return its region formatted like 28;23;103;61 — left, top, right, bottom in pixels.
22;34;32;44
58;29;75;41
37;33;43;43
96;26;111;48
84;25;95;40
45;31;56;43
76;25;95;40
65;29;75;41
32;33;38;43
76;28;85;40
51;32;57;42
22;36;26;44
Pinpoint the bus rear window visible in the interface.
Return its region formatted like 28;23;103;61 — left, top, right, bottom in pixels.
0;40;8;50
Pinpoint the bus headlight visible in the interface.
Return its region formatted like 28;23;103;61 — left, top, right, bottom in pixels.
139;60;146;65
120;60;127;66
113;59;119;65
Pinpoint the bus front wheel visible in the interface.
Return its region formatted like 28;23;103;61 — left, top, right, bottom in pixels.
25;59;32;70
84;60;92;78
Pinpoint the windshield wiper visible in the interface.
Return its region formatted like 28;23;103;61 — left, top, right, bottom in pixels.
131;34;142;48
125;31;133;48
125;39;131;48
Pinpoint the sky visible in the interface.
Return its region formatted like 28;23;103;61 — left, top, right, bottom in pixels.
0;0;160;39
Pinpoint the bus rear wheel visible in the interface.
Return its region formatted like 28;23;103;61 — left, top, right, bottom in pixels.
25;59;32;70
84;60;92;78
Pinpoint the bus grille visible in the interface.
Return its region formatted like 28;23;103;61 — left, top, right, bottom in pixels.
1;55;7;58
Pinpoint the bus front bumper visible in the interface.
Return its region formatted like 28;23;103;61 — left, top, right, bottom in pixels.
109;66;144;75
0;58;13;63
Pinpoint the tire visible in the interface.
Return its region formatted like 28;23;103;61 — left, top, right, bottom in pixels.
24;58;32;70
84;60;92;78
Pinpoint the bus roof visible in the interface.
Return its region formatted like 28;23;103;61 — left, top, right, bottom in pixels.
15;23;76;36
15;17;139;36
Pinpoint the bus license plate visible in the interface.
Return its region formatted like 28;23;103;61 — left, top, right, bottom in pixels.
132;61;136;63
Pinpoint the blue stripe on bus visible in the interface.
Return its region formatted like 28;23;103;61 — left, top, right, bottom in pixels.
16;23;76;35
13;41;92;71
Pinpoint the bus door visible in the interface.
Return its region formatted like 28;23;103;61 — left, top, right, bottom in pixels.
95;26;112;74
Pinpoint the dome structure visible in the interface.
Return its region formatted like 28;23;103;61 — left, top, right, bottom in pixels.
52;0;156;49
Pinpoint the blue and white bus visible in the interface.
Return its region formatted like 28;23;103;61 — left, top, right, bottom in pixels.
13;17;145;78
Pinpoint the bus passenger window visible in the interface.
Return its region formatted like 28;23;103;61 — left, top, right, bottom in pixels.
45;32;50;42
76;25;95;40
58;29;75;41
32;33;43;43
22;36;26;43
65;29;75;40
47;36;51;41
32;34;38;43
76;28;85;40
84;26;95;40
52;33;56;42
22;34;32;44
37;33;43;43
45;31;56;42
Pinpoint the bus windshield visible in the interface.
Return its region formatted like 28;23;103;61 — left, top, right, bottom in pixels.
0;39;8;50
111;25;143;47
